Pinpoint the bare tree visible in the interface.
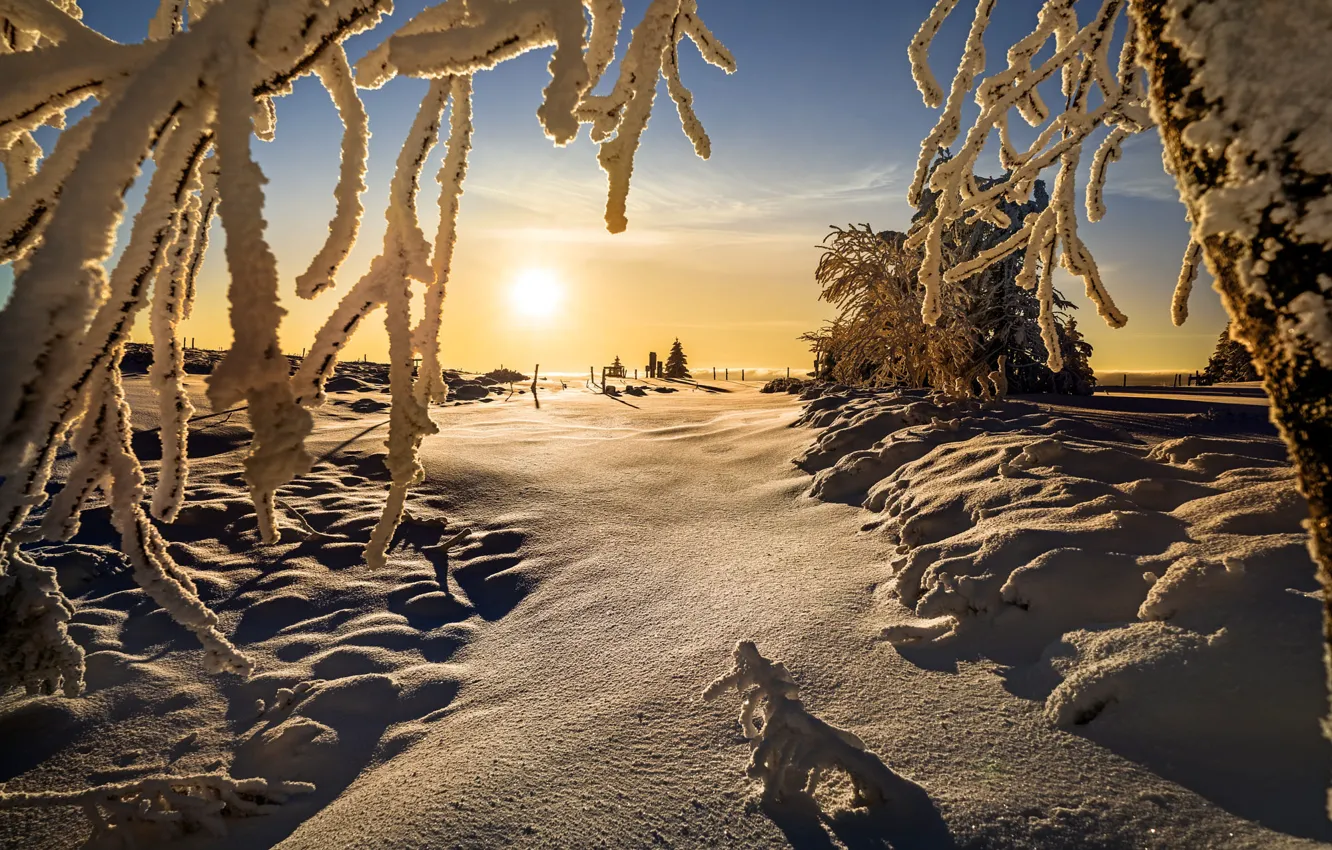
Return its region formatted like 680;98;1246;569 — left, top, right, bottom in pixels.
908;0;1332;774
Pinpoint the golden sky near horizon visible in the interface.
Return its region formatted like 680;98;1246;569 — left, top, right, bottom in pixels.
60;0;1231;378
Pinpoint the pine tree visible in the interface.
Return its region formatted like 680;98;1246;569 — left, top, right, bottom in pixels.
1202;323;1258;384
665;339;689;378
1055;318;1096;395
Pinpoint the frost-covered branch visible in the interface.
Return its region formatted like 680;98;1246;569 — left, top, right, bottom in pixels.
703;641;902;806
296;45;369;299
1;0;735;696
0;771;313;844
0;0;388;694
379;0;732;232
907;0;1151;370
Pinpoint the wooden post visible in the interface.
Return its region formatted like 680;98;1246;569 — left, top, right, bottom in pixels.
601;366;608;394
725;368;728;380
786;366;790;379
590;367;594;388
1122;373;1127;388
634;368;638;380
741;369;745;382
713;367;716;380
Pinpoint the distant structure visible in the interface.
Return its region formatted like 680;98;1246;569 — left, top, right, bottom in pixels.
647;351;659;378
607;355;626;378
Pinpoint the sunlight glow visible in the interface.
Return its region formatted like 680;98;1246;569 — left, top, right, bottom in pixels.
509;268;565;319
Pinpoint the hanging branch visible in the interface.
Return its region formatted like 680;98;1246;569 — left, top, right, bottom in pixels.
0;0;734;697
0;0;390;693
906;0;1151;370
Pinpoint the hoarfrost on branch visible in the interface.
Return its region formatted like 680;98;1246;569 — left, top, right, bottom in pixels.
0;0;732;695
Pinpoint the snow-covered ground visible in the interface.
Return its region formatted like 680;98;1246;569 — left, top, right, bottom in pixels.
1;378;1327;849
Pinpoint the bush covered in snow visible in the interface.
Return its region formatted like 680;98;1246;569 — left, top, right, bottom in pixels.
805;165;1096;395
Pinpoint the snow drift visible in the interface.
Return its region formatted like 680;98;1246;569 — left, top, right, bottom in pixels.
796;385;1324;825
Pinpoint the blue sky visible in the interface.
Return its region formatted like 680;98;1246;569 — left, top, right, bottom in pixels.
2;0;1226;374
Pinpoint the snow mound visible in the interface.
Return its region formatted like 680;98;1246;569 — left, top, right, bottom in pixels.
797;390;1323;823
323;375;375;393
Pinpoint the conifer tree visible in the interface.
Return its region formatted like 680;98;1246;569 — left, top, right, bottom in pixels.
665;339;689;378
1202;323;1259;384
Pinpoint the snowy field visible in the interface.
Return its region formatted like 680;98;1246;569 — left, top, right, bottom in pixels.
1;377;1327;849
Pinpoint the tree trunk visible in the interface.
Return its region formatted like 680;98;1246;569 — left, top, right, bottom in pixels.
1131;0;1332;800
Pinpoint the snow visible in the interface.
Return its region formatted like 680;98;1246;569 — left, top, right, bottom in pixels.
2;378;1327;848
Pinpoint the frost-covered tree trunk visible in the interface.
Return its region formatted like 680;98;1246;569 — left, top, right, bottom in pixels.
1127;0;1332;778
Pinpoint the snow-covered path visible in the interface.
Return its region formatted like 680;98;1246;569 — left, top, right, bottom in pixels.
279;386;911;848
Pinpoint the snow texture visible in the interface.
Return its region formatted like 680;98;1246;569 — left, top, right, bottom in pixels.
0;772;312;845
799;387;1318;788
704;641;903;807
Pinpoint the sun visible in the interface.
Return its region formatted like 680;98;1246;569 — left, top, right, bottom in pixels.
509;268;564;319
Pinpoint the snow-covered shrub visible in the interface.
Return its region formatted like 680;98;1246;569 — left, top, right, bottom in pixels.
808;223;977;391
0;772;313;846
0;552;84;697
808;164;1096;394
0;0;733;693
703;641;902;807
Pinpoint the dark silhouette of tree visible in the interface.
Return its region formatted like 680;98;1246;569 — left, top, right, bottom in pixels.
1055;319;1096;395
1202;324;1259;384
665;339;689;378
